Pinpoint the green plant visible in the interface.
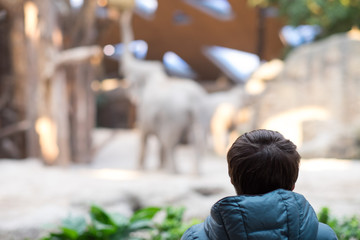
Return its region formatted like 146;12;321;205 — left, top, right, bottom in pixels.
39;205;199;240
247;0;360;39
318;207;360;240
150;206;201;240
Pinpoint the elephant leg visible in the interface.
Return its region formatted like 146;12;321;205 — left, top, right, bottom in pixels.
159;144;166;169
193;139;203;176
191;120;206;176
166;146;177;174
138;131;148;170
160;142;177;173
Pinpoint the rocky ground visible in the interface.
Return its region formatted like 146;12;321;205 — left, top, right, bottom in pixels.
1;128;360;240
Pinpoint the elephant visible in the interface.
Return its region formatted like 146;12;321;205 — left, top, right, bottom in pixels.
118;9;208;174
135;76;207;174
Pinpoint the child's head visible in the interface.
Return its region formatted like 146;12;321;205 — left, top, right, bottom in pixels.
227;129;300;195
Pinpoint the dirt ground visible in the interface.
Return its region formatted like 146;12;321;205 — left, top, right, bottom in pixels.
1;128;360;240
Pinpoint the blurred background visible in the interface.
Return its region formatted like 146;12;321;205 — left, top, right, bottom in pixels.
1;0;360;239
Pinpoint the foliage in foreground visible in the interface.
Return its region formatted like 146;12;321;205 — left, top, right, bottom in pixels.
39;205;200;240
247;0;360;39
318;207;360;240
39;205;360;240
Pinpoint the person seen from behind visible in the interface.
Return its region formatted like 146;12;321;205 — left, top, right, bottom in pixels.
181;129;337;240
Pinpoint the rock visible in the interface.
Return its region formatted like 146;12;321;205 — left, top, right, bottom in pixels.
251;32;360;158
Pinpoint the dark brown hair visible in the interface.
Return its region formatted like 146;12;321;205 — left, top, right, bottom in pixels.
227;129;300;195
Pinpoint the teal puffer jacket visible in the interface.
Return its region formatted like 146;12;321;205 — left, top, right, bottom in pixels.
181;189;337;240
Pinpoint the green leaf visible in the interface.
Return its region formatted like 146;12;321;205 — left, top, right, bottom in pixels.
92;220;117;233
48;232;69;239
129;219;154;231
90;205;116;226
109;212;129;227
318;207;330;224
130;207;161;223
165;206;185;221
62;216;87;235
83;225;100;238
98;226;118;236
60;227;79;240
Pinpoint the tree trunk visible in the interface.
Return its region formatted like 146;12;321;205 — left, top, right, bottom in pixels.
65;0;99;163
3;0;101;164
22;1;42;159
22;0;71;164
52;69;71;165
72;63;94;163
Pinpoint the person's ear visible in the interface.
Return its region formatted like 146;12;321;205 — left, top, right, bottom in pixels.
291;184;295;191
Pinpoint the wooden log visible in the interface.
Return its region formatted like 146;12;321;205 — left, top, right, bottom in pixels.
57;46;103;66
73;64;93;163
22;1;41;159
0;120;30;139
42;46;103;79
51;69;71;166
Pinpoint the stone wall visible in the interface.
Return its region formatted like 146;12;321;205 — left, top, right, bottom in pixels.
251;32;360;158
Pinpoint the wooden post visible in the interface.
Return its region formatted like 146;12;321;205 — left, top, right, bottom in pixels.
73;64;93;163
3;0;102;165
23;1;42;159
51;69;71;165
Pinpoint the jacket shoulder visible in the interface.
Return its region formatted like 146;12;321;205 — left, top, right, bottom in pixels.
181;222;209;240
317;223;338;240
